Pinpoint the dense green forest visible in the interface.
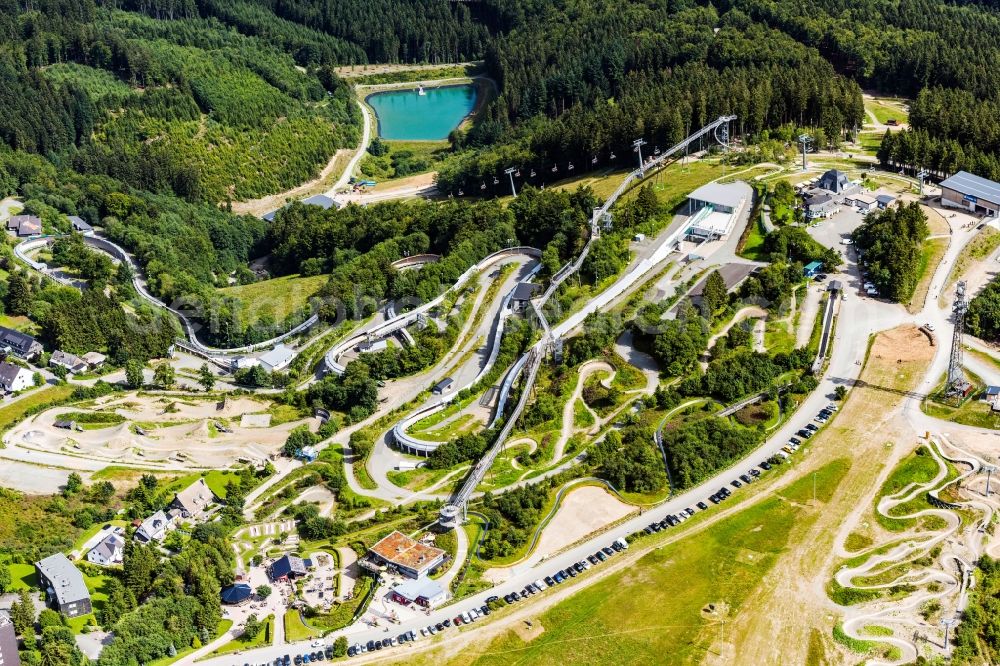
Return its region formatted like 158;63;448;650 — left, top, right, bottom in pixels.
851;202;929;302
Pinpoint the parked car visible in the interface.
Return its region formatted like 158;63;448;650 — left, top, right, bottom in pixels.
602;547;615;557
596;551;608;562
731;479;742;488
697;501;709;510
588;555;599;565
760;461;772;470
749;468;761;477
805;423;818;432
740;474;752;484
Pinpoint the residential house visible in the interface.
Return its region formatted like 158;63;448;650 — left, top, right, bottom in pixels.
0;362;33;393
135;510;172;543
50;350;88;374
35;553;92;618
511;282;541;313
6;215;41;237
170;477;217;519
0;612;20;666
87;533;125;566
0;327;43;359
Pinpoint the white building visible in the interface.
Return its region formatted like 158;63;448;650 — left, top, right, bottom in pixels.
258;344;295;373
0;362;33;392
135;510;172;543
87;532;125;566
684;182;748;241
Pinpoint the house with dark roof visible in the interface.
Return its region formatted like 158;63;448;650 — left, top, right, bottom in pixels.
135;510;172;543
87;533;124;566
817;169;853;195
35;553;92;618
511;282;541;312
67;216;93;235
0;361;33;392
0;326;42;359
221;583;253;606
804;193;839;220
268;554;308;581
6;215;41;237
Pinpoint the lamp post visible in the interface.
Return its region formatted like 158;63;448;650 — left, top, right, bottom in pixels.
633;138;648;176
505;167;518;198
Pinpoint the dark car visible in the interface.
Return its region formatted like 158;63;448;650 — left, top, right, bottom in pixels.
325;647;333;658
294;656;302;665
760;461;772;470
709;495;721;504
805;423;818;432
596;551;607;561
686;508;696;516
481;605;491;615
588;555;599;565
750;469;761;477
435;623;445;631
573;563;585;573
553;573;564;583
731;479;742;488
374;642;383;651
697;501;709;510
611;542;624;552
602;547;615;557
443;619;452;627
740;474;752;484
544;576;555;586
567;567;578;577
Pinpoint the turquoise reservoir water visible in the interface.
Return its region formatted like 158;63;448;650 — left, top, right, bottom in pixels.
367;85;477;141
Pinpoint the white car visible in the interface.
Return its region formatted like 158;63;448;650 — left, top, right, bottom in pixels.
310;641;324;648
925;323;935;331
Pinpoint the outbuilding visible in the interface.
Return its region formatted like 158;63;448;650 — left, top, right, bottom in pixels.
876;194;896;209
432;377;453;395
803;261;823;278
940;171;1000;216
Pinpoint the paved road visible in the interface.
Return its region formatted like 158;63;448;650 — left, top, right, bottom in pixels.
327;101;373;197
188;183;918;666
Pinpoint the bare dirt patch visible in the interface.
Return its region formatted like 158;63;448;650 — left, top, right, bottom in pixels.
532;486;635;559
726;325;934;665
